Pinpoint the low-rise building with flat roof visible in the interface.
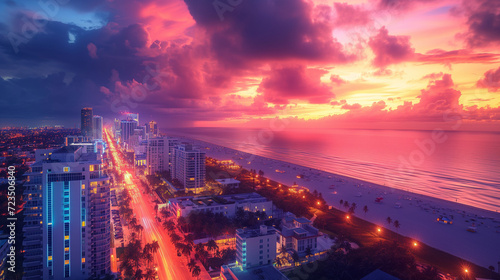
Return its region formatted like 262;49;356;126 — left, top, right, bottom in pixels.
168;192;272;218
220;264;287;280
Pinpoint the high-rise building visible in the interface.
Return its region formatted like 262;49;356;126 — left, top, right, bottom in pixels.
171;143;206;194
124;113;139;124
113;118;121;139
22;146;111;280
92;116;103;140
235;225;278;269
146;137;168;175
80;108;93;137
120;120;137;142
146;121;158;137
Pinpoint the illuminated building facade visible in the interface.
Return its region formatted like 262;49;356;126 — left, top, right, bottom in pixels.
171;143;206;194
23;146;110;280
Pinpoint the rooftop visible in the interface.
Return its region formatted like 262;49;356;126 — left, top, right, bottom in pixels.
361;269;401;280
222;264;287;280
216;178;241;184
169;192;268;209
236;226;277;239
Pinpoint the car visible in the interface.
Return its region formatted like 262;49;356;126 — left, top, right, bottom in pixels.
437;216;453;224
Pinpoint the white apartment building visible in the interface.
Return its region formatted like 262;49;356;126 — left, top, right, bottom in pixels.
146;137;173;175
171;143;205;194
235;225;279;269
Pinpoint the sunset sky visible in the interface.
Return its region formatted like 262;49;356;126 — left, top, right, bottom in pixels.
1;0;499;130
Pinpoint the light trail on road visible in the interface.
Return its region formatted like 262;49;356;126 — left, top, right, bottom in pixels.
105;129;193;280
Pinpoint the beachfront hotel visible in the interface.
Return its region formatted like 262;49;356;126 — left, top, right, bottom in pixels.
170;143;206;194
22;146;111;280
168;192;273;218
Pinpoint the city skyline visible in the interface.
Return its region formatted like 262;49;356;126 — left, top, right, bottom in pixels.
1;0;500;279
0;0;499;131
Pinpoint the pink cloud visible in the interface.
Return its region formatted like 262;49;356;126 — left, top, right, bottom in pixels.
258;65;334;104
477;66;500;92
330;74;347;85
333;3;372;27
368;27;415;68
341;103;362;110
87;43;98;59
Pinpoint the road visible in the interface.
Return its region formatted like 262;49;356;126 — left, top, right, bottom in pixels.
105;129;193;280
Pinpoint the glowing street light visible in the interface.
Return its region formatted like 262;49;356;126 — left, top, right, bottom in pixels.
377;227;381;233
413;242;418;247
317;201;321;205
464;268;469;273
346;215;350;220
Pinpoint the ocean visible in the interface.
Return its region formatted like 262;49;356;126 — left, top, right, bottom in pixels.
168;127;500;213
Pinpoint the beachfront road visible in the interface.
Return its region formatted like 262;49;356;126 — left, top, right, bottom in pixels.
105;129;193;280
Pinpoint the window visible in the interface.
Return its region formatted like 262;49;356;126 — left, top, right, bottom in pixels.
63;167;70;172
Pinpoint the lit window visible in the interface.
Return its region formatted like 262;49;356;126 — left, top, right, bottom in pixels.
63;167;70;172
89;165;94;172
65;235;69;240
82;258;85;263
81;184;85;190
65;260;69;265
82;221;86;227
65;248;69;252
48;256;52;260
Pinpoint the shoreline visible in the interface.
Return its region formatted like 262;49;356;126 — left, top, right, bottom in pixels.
184;137;500;269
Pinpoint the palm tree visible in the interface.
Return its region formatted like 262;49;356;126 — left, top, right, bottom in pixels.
386;216;392;226
163;220;175;231
150;240;160;256
363;205;368;215
143;268;156;280
184;233;195;247
206;239;218;257
393;220;400;231
188;258;197;272
143;252;153;267
130;217;138;228
170;232;182;244
191;265;201;279
134;268;144;280
135;224;144;238
181;243;193;261
343;201;349;210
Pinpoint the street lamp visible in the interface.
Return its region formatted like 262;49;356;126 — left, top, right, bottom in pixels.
377;227;381;233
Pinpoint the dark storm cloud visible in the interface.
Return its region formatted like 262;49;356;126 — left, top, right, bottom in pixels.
461;0;500;47
183;0;354;66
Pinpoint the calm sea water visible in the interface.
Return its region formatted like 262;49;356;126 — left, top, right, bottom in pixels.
168;127;500;212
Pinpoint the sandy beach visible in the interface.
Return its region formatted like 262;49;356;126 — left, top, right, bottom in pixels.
190;139;500;270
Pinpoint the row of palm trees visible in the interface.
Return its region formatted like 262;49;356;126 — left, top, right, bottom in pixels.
164;216;207;279
119;239;160;280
